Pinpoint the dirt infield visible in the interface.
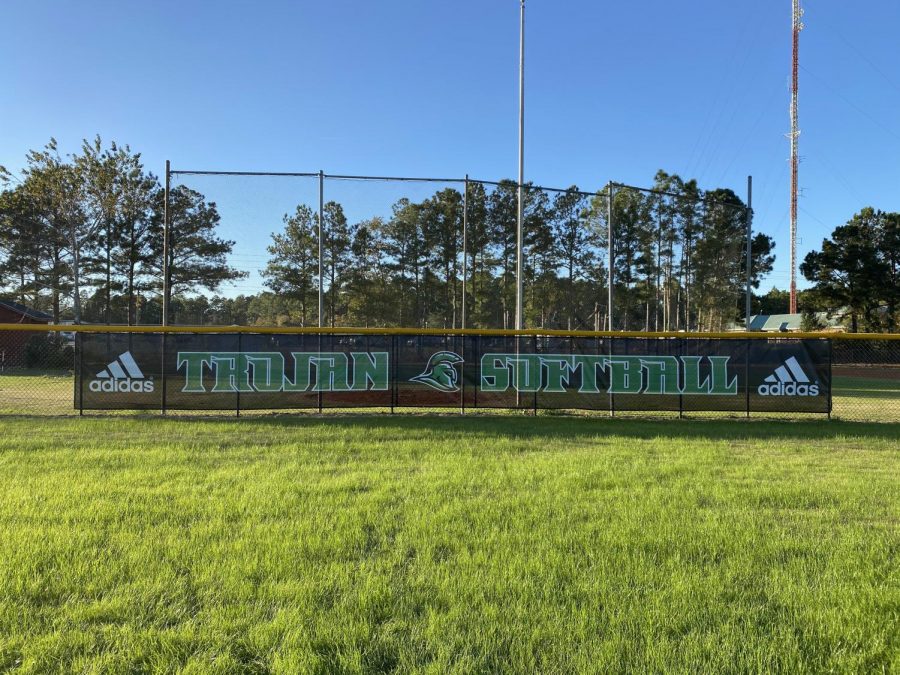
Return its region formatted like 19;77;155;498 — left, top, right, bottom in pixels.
833;366;900;380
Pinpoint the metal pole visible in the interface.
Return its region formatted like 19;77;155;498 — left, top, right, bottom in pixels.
789;0;803;315
162;160;170;326
607;181;614;332
318;169;324;328
462;174;468;330
745;175;753;329
515;0;525;331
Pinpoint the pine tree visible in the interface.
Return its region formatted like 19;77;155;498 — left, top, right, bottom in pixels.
264;204;319;326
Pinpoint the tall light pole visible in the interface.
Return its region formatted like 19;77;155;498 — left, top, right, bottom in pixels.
515;0;525;331
789;0;803;314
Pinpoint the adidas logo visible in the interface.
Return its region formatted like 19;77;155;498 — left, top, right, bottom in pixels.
757;356;819;397
89;351;154;393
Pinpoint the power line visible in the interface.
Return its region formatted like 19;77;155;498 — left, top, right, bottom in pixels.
800;65;900;144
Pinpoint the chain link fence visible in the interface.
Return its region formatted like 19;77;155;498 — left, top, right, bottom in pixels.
0;326;897;421
831;338;900;422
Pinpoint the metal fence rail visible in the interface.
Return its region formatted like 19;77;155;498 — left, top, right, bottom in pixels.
1;324;897;421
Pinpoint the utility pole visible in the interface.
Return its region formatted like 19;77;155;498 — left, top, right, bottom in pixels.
515;0;525;331
789;0;803;314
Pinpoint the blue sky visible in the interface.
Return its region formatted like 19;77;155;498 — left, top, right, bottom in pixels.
2;0;899;296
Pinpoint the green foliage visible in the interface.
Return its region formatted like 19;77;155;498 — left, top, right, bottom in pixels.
264;205;319;325
75;137;159;325
254;174;759;331
800;309;826;332
322;201;353;326
0;138;244;326
157;185;247;298
755;287;790;315
802;208;899;332
2;143;784;331
23;334;73;369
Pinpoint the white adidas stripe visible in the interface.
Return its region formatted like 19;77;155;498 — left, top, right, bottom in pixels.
763;356;810;384
94;351;145;380
118;351;144;378
783;356;809;383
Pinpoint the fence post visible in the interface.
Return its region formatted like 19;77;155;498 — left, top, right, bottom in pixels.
533;334;538;416
236;331;242;418
76;332;84;416
474;334;480;409
678;337;684;419
745;337;751;419
745;175;753;329
609;336;617;417
390;334;396;414
160;331;167;416
460;334;466;416
827;338;833;419
317;173;325;414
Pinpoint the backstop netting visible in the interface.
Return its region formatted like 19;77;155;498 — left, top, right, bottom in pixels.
164;172;750;333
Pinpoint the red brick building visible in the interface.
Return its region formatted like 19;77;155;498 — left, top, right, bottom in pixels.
0;300;53;368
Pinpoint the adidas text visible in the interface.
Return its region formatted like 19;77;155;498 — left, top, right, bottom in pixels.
757;382;819;397
89;378;154;393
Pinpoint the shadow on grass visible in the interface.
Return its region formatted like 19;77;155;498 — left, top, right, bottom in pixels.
18;409;894;443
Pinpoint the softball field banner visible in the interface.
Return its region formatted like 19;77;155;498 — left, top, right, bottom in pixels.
75;333;832;414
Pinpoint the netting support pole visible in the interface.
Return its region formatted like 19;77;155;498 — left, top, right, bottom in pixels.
318;171;324;414
607;182;614;332
162;160;171;327
515;0;525;332
745;175;753;329
318;170;324;329
462;174;468;330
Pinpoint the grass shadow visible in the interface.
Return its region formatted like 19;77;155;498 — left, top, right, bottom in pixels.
61;409;900;444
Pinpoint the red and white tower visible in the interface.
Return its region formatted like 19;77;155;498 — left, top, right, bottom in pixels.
789;0;803;313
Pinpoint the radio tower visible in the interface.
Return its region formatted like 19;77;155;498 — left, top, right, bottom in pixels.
789;0;803;314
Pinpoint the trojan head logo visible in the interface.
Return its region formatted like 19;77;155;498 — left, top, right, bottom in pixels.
410;351;464;392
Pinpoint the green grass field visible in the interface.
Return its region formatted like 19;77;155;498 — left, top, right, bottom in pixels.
0;415;897;673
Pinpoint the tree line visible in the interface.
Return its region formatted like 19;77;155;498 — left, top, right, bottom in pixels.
801;207;899;332
258;174;773;331
0;136;793;331
0;138;244;324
